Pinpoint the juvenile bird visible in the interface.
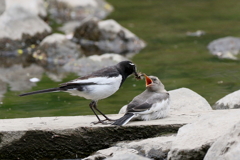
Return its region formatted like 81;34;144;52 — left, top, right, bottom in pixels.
112;74;170;126
19;61;141;124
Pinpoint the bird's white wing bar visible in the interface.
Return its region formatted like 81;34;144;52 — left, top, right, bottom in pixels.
68;76;122;85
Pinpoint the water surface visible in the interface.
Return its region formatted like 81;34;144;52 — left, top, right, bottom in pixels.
1;0;240;118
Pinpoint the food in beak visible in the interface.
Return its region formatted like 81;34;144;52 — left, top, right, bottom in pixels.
144;74;153;87
134;72;143;80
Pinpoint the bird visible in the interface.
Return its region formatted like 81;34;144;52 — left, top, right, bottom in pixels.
19;61;141;124
112;74;170;126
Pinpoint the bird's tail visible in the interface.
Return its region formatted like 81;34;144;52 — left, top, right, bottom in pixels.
19;88;60;96
112;113;135;126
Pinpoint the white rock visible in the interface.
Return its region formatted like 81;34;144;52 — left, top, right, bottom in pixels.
167;110;240;160
0;7;51;40
204;120;240;160
98;19;137;39
58;0;98;8
35;33;82;66
169;88;212;114
48;0;113;23
40;33;67;45
207;36;240;60
74;18;146;55
212;89;240;109
6;0;47;17
0;6;51;50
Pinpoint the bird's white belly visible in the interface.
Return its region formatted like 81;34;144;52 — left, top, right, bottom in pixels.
136;99;170;121
66;76;122;101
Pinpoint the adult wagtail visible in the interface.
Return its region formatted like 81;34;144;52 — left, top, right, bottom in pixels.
112;74;170;126
19;61;141;124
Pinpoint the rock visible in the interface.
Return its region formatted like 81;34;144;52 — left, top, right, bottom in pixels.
212;89;240;109
73;19;146;55
169;88;212;114
48;0;113;24
119;88;212;114
106;152;151;160
83;146;139;160
204;120;240;160
33;33;82;67
0;0;5;15
85;135;175;160
63;53;128;76
0;114;184;159
207;36;240;60
5;0;47;17
58;21;83;39
0;6;51;51
117;135;176;159
167;109;240;160
0;64;44;91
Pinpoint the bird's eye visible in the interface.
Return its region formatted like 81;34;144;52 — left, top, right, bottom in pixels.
152;78;156;81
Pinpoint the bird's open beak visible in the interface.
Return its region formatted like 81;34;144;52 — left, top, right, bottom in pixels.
144;74;153;87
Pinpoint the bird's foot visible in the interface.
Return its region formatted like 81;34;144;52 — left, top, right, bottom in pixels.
91;118;115;125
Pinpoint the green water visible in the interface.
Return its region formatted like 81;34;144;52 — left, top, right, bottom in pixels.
1;0;240;119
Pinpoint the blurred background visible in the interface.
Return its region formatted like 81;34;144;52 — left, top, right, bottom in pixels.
0;0;240;119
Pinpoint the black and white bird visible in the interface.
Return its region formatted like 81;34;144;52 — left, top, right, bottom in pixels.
112;74;170;126
19;61;140;124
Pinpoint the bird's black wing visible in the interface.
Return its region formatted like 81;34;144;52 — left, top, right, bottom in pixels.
60;66;119;86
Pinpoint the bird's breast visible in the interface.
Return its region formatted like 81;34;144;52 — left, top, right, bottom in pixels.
66;75;122;101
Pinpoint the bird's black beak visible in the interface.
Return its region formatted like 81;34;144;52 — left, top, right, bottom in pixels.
144;74;153;87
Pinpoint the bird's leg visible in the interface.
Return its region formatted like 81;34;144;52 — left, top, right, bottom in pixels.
92;102;116;122
89;101;109;125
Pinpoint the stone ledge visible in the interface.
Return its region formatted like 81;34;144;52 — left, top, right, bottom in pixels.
0;112;203;159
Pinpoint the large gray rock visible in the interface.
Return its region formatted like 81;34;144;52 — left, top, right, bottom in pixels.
167;110;240;160
119;87;212;115
6;0;47;17
63;53;128;76
33;33;82;66
207;36;240;60
85;135;175;160
212;89;240;109
48;0;113;23
73;19;146;55
0;114;185;159
0;6;51;51
204;120;240;160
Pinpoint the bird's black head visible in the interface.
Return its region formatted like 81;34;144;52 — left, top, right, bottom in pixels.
116;61;139;79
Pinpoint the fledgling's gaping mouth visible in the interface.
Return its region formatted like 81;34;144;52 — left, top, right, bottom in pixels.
144;74;153;87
